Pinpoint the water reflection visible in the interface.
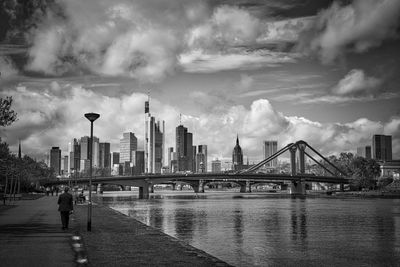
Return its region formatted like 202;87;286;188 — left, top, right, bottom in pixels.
233;208;243;246
175;208;195;242
98;192;400;266
290;199;307;246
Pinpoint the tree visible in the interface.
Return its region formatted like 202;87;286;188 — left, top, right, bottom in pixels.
0;96;17;127
350;157;381;190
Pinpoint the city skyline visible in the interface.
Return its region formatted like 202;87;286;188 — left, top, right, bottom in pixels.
0;0;399;163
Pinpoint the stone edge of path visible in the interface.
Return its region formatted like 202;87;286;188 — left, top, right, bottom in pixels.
72;202;232;267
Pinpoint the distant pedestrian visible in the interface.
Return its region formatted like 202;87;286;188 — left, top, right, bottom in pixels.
55;186;59;196
51;186;54;196
57;187;73;230
46;186;50;196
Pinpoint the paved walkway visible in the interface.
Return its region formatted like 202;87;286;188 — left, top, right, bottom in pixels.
0;195;76;267
0;195;231;267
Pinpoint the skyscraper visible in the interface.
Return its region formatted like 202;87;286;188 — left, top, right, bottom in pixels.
68;138;80;174
99;142;111;168
176;124;193;172
120;132;137;163
197;145;208;172
145;100;165;174
168;147;174;172
62;156;68;174
80;136;90;161
263;141;278;168
50;147;61;175
92;136;100;167
132;150;145;175
232;135;244;171
372;135;392;161
111;152;120;166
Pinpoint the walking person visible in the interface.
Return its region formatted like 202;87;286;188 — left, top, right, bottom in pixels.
57;187;73;230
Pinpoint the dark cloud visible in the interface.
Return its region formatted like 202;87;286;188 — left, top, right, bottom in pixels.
297;0;400;63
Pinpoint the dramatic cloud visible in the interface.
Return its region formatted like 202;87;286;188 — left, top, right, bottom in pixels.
298;0;400;63
179;49;297;73
22;1;305;78
2;84;399;164
25;0;205;80
332;69;382;96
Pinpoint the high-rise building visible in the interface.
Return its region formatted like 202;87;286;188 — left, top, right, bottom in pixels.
120;132;137;163
192;145;197;172
80;136;90;161
232;135;244;171
263;141;278;168
171;152;178;173
80;135;99;168
211;159;222;173
80;159;90;172
69;138;81;174
111;152;120;166
196;153;206;173
132;150;145;175
144;100;165;174
99;142;111;168
168;147;174;172
356;146;371;159
176;124;193;172
50;147;61;175
62;155;68;174
187;133;193;172
372;135;392;161
197;145;208;172
92;137;100;168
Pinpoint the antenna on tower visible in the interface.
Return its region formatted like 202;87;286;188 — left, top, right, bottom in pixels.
179;113;182;125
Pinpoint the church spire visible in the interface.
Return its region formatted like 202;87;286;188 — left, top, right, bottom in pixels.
236;134;239;146
18;140;21;159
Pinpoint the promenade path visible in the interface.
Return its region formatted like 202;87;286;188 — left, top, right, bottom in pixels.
0;194;231;267
0;195;75;267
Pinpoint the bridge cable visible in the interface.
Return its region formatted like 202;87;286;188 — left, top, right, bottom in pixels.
242;143;294;173
305;144;348;177
303;150;336;176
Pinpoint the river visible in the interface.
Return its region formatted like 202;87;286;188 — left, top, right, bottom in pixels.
95;190;400;266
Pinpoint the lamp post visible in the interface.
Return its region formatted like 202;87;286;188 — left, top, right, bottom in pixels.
84;112;100;231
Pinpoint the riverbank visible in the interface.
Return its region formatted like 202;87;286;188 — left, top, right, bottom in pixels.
72;201;231;266
0;194;231;266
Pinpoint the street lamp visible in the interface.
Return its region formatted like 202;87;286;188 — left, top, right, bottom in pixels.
84;112;100;231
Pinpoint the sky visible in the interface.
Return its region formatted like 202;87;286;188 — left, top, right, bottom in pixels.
0;0;400;166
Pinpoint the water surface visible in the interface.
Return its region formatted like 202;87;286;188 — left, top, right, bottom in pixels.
96;191;400;266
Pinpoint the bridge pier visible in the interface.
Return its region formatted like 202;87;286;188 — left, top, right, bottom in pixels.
189;180;204;193
139;184;150;199
247;181;252;193
238;181;251;193
171;183;176;191
289;180;306;196
97;183;103;194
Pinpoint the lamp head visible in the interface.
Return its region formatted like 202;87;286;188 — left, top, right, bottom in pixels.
84;113;100;122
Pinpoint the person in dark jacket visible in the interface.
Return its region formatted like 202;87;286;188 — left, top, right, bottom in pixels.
57;187;73;230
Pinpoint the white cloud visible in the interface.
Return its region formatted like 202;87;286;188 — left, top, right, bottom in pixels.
2;84;399;163
179;49;297;73
298;0;400;63
24;1;301;78
332;69;381;95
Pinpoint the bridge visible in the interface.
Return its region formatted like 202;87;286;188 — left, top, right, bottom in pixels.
43;140;350;198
